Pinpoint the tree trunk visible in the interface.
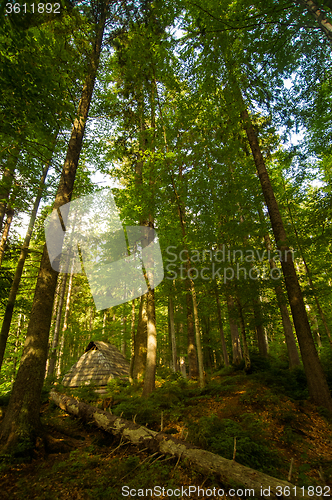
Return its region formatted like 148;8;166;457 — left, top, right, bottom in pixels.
56;267;74;377
133;83;158;395
168;295;178;371
0;143;20;232
121;313;127;357
169;170;205;387
10;314;23;389
0;6;108;454
236;297;251;372
47;273;68;378
190;279;205;387
132;294;147;381
129;299;136;383
50;390;313;500
215;287;229;366
306;304;322;348
253;297;268;357
226;295;242;365
186;291;199;378
142;289;157;397
0;144;54;372
0;206;14;267
241;104;332;410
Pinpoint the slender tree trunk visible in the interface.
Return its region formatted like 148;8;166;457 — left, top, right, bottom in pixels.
186;291;199;378
142;289;157;397
189;278;205;387
121;313;127;357
169;170;205;387
0;206;14;267
226;295;242;365
240;102;332;410
215;288;229;366
253;297;268;357
0;148;53;372
47;274;68;378
0;143;20;232
169;295;178;371
56;267;74;377
102;310;107;336
278;292;301;368
203;316;213;370
10;314;23;389
236;297;251;372
129;299;136;383
306;304;322;348
133;294;147;381
132;99;150;384
0;6;108;453
141;215;158;396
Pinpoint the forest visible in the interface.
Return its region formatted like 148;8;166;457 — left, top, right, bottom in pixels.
1;0;332;498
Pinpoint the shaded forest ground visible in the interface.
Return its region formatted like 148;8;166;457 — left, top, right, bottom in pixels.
1;355;332;499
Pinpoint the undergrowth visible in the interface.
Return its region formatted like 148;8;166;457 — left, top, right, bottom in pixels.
2;352;332;495
186;413;284;476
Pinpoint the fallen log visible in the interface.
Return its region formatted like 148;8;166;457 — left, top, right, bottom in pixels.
50;390;315;499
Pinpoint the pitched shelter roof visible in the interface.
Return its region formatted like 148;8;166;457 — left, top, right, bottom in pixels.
62;341;129;387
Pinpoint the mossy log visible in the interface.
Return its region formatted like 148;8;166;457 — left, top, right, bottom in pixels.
50;390;314;499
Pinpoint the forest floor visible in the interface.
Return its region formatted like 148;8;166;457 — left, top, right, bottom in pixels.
1;359;332;499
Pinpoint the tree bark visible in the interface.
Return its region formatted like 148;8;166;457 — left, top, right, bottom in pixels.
142;288;157;397
186;291;199;378
169;170;205;387
215;287;229;366
306;303;322;348
47;273;68;378
129;299;136;383
0;206;14;267
0;5;108;454
241;105;332;410
168;295;178;371
0;143;20;232
132;294;147;381
10;314;23;389
50;390;313;500
56;267;74;377
253;297;268;357
121;313;127;357
190;279;205;387
236;296;251;372
226;295;242;365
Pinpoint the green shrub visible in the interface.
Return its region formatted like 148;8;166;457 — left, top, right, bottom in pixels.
187;414;283;475
253;365;308;401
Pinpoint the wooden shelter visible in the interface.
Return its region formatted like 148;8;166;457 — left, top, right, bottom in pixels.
62;341;129;387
